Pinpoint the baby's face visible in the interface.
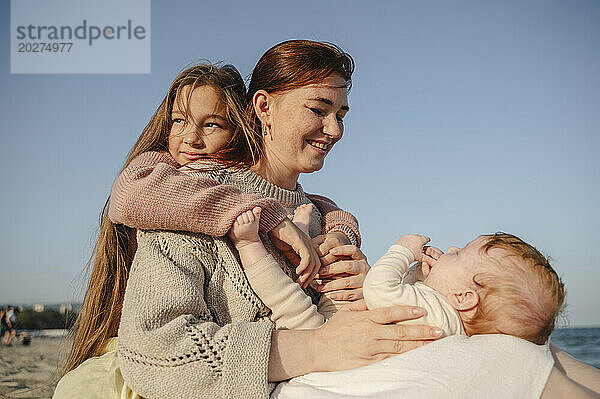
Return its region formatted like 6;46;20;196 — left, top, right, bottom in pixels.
423;236;489;297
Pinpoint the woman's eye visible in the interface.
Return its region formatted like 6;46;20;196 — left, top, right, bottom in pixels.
172;118;184;124
308;107;323;116
205;122;222;129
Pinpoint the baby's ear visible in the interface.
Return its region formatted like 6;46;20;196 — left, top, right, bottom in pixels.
448;289;479;312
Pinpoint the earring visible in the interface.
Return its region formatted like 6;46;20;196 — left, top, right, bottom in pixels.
263;124;271;139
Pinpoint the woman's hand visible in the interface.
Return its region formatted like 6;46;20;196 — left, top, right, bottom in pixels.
312;300;442;371
268;300;442;381
315;244;370;302
268;218;321;288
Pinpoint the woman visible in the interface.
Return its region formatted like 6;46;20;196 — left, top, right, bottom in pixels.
115;40;441;399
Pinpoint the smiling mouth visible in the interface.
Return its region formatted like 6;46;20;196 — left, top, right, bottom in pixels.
306;140;329;151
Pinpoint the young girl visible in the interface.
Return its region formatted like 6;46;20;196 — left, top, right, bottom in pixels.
55;63;360;397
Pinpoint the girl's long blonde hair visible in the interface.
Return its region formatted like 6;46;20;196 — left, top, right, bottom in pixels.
61;63;259;376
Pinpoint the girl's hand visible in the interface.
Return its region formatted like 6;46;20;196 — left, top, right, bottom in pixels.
312;231;351;266
315;244;369;302
312;300;443;371
268;218;321;288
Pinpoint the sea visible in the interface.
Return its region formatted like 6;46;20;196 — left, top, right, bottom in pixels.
550;327;600;368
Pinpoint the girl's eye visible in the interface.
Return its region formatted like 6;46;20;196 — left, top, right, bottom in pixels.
173;118;184;124
308;107;323;116
205;122;222;129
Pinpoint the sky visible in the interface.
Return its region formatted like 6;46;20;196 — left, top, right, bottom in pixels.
1;1;599;327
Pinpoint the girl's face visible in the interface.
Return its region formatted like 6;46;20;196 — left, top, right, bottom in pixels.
168;85;234;166
262;74;349;184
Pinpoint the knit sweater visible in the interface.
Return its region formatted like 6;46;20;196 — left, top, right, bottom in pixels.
117;165;328;399
108;151;361;246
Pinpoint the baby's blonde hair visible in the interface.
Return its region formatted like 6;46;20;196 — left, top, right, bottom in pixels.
463;233;565;345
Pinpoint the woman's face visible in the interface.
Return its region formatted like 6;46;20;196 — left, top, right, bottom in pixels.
264;74;349;180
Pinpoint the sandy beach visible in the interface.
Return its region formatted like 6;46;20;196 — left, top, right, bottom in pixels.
0;337;66;399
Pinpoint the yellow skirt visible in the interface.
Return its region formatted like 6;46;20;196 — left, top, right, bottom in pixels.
53;338;141;399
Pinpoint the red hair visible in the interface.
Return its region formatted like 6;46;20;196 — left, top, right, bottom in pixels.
463;233;565;345
245;39;354;162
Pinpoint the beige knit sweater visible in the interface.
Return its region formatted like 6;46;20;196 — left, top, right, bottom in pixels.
117;165;328;399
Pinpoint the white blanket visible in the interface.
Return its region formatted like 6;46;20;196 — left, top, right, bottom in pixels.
272;334;553;399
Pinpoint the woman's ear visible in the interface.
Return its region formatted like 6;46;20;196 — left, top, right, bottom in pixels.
252;90;272;126
447;289;479;313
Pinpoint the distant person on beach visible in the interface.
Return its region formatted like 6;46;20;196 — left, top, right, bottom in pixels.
1;306;17;346
0;306;8;345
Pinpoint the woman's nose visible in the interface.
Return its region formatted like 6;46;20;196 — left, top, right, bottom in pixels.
323;116;343;139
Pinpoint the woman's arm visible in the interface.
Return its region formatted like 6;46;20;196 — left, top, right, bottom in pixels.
307;193;361;247
109;151;288;235
541;366;600;398
548;342;600;393
268;300;442;381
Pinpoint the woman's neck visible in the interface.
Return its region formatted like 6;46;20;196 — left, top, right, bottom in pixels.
251;158;299;190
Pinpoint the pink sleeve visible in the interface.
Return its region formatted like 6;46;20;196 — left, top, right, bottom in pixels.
307;193;361;247
108;151;288;236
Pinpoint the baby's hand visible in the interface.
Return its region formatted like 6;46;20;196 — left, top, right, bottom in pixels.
229;207;262;249
396;234;431;262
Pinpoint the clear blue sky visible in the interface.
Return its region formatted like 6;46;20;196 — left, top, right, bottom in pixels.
1;1;598;326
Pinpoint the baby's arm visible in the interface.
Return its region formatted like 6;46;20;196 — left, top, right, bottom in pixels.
109;151;288;236
229;208;324;330
363;235;430;310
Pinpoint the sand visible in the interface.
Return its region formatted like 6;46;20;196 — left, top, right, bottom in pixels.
0;337;67;399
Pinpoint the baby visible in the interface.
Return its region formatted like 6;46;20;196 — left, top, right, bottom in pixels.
364;233;565;344
230;204;565;345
